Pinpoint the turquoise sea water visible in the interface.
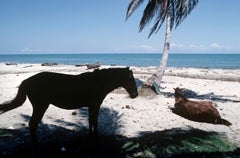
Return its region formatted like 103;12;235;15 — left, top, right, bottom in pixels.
0;54;240;69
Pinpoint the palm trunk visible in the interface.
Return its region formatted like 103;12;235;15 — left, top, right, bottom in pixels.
147;13;171;94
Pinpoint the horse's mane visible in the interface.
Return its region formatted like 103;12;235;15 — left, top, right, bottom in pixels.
93;67;130;72
93;67;130;76
77;67;131;80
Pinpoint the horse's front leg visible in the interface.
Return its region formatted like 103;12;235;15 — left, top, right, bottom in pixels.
88;105;100;136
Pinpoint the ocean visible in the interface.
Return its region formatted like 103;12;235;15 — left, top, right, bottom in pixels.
0;53;240;69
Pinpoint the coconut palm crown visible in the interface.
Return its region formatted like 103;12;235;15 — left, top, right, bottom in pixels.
125;0;199;94
126;0;199;38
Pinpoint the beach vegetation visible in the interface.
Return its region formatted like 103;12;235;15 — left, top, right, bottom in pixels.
126;0;199;94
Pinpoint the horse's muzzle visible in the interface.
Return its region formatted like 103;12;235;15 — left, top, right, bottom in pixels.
130;91;138;98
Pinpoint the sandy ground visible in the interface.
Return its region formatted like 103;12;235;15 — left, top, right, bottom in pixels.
0;63;240;156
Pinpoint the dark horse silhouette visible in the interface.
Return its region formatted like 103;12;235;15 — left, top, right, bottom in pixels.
0;67;138;144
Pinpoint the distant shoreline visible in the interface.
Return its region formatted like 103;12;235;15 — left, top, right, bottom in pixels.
0;63;239;82
1;53;240;69
1;52;240;55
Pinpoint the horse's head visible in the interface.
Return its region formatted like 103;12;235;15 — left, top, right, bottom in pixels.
123;68;138;98
174;87;187;102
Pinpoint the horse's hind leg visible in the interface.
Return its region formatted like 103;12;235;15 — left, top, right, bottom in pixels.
29;101;49;145
88;105;100;135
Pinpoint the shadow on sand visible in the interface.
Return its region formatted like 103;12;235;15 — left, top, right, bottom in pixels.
162;87;240;103
127;128;239;157
0;106;239;158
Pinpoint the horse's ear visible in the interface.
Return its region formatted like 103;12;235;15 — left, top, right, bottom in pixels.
174;87;179;91
175;87;184;91
179;88;185;91
126;66;130;70
127;67;134;78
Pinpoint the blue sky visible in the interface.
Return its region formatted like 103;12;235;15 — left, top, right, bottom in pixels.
0;0;240;54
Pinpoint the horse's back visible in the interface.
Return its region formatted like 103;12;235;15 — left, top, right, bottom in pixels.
26;71;93;86
181;100;220;123
23;71;98;108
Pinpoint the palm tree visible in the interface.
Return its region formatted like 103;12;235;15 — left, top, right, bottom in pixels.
126;0;199;94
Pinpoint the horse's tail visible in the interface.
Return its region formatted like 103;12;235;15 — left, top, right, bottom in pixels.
0;82;27;114
216;117;232;126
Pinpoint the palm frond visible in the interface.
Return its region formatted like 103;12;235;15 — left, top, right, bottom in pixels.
169;0;176;29
139;0;158;32
175;0;199;28
148;5;165;37
148;18;160;38
148;0;168;37
126;0;199;37
126;0;144;20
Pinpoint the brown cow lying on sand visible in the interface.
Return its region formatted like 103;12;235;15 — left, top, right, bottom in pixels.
172;87;232;126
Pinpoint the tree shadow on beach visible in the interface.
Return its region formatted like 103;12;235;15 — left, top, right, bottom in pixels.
181;88;240;103
123;128;240;158
0;106;125;158
0;125;239;157
161;88;240;103
76;106;124;135
0;104;239;158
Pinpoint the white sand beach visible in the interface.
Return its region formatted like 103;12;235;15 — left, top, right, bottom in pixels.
0;63;240;148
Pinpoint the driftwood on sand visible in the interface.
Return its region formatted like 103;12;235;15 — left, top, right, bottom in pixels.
5;63;18;66
86;62;101;69
41;63;58;66
75;62;101;69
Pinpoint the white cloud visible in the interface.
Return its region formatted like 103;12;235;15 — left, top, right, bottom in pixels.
210;42;221;48
170;42;240;52
139;45;158;51
170;42;206;51
171;43;184;48
129;44;160;52
21;47;40;53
